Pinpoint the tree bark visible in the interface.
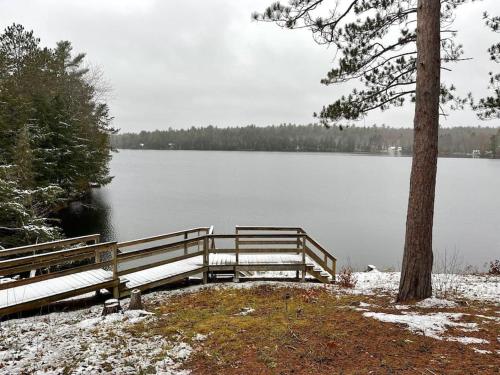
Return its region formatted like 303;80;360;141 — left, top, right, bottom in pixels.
102;298;121;315
129;289;143;310
397;0;441;302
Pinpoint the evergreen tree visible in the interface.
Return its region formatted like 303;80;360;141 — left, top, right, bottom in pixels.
472;13;500;120
0;165;62;248
112;124;498;155
0;24;115;248
13;125;34;189
253;0;472;300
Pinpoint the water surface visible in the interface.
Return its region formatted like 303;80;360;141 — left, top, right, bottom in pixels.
58;150;500;270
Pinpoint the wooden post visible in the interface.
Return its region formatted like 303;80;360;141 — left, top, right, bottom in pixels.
296;230;301;279
203;236;208;284
301;236;306;282
112;243;119;298
184;232;188;255
95;249;102;297
234;228;240;282
332;259;337;283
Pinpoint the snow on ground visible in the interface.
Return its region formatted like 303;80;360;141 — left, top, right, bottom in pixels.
362;311;480;341
0;294;196;375
352;272;499;354
352;271;500;303
0;272;498;374
415;297;458;308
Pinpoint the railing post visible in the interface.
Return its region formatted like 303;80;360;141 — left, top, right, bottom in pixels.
296;229;301;279
332;259;337;283
112;243;119;298
234;227;240;282
203;236;208;284
184;232;188;255
301;235;306;282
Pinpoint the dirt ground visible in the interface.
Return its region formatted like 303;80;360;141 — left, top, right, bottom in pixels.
132;285;500;375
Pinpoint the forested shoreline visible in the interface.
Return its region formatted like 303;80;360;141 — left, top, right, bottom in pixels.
0;25;115;248
113;124;500;157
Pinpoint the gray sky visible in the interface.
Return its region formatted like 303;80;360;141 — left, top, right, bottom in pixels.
1;0;499;132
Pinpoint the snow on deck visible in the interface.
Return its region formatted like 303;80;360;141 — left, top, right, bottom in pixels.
210;253;306;265
0;269;113;309
123;253;330;289
2;253;334;312
123;256;204;289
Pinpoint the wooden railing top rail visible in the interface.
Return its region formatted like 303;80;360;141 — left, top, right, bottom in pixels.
1;248;108;276
117;236;205;262
0;258;115;291
0;234;100;257
236;226;305;232
209;233;307;239
118;250;205;277
117;227;210;248
0;241;116;271
305;235;337;262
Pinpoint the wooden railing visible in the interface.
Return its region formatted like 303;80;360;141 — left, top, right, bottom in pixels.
0;234;100;258
1;225;336;316
234;226;336;277
0;241;118;291
303;235;336;277
116;227;211;281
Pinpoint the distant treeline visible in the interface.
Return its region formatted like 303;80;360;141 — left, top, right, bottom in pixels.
112;124;500;157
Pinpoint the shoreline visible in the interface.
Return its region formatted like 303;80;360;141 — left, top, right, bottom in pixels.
113;148;497;160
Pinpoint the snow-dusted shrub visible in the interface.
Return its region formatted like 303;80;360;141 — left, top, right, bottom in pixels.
337;266;357;288
488;260;500;275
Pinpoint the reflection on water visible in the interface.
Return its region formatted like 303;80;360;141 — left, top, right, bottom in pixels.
57;189;115;242
58;150;500;270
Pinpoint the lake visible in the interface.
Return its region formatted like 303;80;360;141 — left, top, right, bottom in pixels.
58;150;500;271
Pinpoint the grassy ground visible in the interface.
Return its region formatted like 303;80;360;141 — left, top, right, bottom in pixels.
126;284;500;374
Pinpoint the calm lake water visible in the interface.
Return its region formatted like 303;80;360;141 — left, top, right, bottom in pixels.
58;150;500;271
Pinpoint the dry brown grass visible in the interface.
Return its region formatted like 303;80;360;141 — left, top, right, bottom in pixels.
130;285;500;374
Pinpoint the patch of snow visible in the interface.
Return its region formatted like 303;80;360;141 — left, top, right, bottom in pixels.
124;309;154;323
446;336;489;345
362;311;477;339
193;333;208;342
167;342;192;361
471;314;500;322
393;305;410;310
473;348;492;354
238;307;255;316
416;297;458;308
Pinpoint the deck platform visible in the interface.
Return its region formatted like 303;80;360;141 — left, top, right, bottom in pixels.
0;226;337;317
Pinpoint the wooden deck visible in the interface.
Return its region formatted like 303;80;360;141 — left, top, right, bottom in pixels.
0;226;336;317
0;269;114;313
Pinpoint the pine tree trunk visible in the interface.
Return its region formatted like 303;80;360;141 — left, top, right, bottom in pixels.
397;0;441;302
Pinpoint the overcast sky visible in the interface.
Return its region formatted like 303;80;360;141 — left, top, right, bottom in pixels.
1;0;499;132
